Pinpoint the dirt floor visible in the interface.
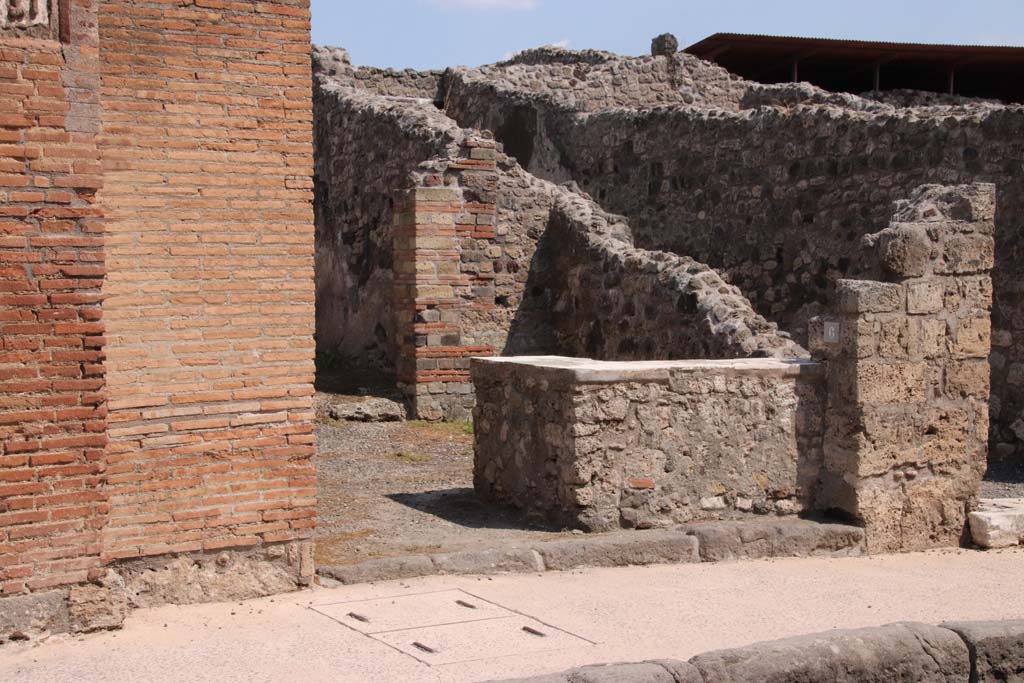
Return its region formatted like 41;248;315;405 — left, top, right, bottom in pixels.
313;390;1024;567
313;418;570;568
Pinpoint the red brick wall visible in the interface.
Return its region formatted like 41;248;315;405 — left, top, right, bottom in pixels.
96;0;316;562
0;0;108;596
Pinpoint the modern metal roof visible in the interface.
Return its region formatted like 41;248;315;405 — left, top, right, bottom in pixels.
685;33;1024;102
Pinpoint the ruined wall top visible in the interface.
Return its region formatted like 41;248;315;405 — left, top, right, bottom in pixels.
315;35;1024;120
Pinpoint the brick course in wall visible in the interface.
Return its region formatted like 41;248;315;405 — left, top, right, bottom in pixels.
2;0;318;618
0;0;108;596
96;0;316;562
393;137;500;421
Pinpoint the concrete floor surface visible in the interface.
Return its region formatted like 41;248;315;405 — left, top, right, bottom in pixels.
1;547;1022;683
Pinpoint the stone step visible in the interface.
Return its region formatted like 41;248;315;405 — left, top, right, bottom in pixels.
969;499;1024;549
318;518;864;585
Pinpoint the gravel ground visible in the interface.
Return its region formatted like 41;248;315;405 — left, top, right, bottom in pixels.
982;458;1024;498
313;418;570;568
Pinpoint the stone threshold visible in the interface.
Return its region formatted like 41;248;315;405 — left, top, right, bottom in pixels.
472;356;824;385
317;517;865;585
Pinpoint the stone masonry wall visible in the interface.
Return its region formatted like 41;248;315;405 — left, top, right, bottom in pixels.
315;48;806;420
441;62;1024;463
96;0;316;568
813;184;993;552
473;357;824;531
1;0;108;597
392;141;803;420
313;53;456;371
544;191;807;361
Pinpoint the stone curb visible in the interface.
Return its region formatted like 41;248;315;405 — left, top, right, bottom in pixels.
317;518;864;585
485;620;1024;683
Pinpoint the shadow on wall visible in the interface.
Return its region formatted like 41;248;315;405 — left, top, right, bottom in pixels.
991;179;1024;462
502;228;558;356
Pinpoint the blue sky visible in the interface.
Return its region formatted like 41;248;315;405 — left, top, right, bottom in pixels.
311;0;1024;70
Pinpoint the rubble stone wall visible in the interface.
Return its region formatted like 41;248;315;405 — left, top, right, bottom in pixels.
314;52;800;419
473;357;825;531
443;66;1024;462
394;140;803;420
813;184;994;552
313;75;456;370
313;46;441;100
544;192;808;361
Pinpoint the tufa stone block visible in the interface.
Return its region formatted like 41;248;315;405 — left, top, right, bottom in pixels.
838;280;903;314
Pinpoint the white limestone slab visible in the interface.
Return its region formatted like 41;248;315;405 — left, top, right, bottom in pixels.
969;498;1024;549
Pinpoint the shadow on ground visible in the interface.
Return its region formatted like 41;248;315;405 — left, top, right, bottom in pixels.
387;488;561;532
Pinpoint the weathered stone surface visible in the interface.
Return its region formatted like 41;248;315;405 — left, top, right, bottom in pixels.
319;555;437;585
0;0;49;30
431;45;1022;463
68;571;128;634
327;396;407;422
819;185;993;553
968;498;1024;548
690;622;969;683
0;590;69;640
474;358;824;531
867;223;933;278
837;280;904;314
485;660;700;683
117;543;312;608
535;530;698;570
682;518;865;562
431;548;544;575
942;620;1024;683
650;33;679;57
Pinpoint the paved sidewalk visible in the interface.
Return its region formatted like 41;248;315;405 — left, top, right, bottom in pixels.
1;547;1022;683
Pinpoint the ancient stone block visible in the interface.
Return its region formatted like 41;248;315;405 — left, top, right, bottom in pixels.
873;223;932;278
907;280;944;314
939;234;995;275
855;361;927;403
942;620;1024;683
0;590;69;639
68;571;128;634
951;316;991;359
650;33;679;57
968;499;1024;549
837;280;903;314
681;518;865;562
689;622;969;683
945;359;991;399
